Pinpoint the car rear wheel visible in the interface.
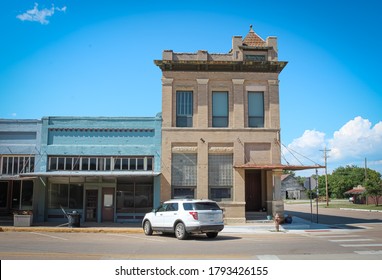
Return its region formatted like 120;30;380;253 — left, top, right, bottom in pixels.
175;222;188;240
206;232;218;238
143;220;153;236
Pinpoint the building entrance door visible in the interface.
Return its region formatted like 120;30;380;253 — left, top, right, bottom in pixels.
85;190;97;222
245;170;262;211
102;187;114;222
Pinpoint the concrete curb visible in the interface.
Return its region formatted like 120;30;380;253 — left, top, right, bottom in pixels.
340;208;382;213
0;226;143;234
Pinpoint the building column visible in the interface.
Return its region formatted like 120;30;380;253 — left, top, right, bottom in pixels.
197;139;208;199
196;79;209;128
268;79;280;129
232;79;245;128
271;169;284;217
161;78;173;128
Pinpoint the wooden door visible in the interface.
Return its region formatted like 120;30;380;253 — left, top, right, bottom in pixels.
102;188;114;222
85;190;97;222
245;170;262;211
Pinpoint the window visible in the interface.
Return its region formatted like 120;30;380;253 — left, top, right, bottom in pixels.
248;92;264;127
208;154;233;201
116;177;153;213
48;183;84;209
172;153;197;198
245;54;266;61
0;182;8;208
176;91;193;127
0;156;35;175
11;180;33;209
166;203;178;211
48;156;154;171
212;92;228;127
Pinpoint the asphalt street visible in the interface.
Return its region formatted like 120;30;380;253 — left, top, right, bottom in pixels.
1;204;381;260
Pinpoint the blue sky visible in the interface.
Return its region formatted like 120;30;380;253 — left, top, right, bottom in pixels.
1;0;381;176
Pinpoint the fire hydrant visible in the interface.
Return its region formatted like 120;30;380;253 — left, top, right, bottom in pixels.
274;213;281;232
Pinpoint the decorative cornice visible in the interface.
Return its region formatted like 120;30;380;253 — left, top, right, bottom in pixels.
48;128;154;132
154;60;287;73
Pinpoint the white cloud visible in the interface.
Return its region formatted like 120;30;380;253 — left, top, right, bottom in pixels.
16;3;67;25
329;116;382;161
284;116;382;175
282;130;326;166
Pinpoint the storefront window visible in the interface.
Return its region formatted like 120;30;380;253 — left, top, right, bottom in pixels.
0;182;8;208
11;180;33;209
116;178;153;214
48;183;83;209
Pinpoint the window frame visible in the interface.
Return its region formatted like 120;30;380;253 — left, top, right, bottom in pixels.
248;91;265;128
208;154;233;201
212;91;229;127
176;91;193;127
47;156;154;172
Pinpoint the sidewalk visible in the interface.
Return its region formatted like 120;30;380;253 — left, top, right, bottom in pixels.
0;216;331;234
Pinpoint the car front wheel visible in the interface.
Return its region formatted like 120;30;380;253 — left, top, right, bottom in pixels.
175;222;188;240
143;220;153;236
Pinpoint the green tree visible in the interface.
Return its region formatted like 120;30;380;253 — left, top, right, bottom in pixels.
364;173;382;206
317;165;381;199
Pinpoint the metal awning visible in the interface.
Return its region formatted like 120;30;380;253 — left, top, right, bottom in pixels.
344;187;365;195
19;171;161;177
234;163;325;171
0;175;38;181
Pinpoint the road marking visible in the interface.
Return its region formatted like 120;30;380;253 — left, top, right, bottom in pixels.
29;232;68;241
257;255;279;260
341;244;382;247
330;239;374;242
354;250;382;255
106;233;166;242
315;235;360;238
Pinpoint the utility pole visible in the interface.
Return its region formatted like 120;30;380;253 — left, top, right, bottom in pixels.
320;147;331;207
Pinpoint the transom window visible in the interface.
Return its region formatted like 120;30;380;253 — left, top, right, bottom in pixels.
212;91;229;127
248;92;264;128
176;91;193;127
1;156;35;175
48;156;153;171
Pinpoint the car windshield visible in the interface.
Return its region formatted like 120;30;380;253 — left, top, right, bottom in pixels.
183;202;221;211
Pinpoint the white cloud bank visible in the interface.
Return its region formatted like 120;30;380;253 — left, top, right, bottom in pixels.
329;116;382;161
283;116;382;174
16;3;67;25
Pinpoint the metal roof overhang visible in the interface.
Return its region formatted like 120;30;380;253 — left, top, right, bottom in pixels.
0;175;38;181
19;171;161;178
344;188;365;195
234;163;325;171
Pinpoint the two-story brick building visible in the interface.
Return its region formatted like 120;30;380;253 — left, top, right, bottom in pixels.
155;26;288;223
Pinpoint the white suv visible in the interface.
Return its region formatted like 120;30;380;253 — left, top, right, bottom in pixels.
142;199;224;240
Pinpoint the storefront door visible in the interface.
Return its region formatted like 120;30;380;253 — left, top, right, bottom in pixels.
85;190;97;222
102;187;114;222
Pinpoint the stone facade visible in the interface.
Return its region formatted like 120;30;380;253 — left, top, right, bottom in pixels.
155;27;287;223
